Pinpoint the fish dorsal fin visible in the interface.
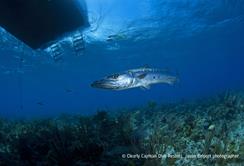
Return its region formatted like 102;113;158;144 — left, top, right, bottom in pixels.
137;73;147;79
141;64;150;69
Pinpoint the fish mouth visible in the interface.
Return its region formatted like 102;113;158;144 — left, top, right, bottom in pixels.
91;79;119;90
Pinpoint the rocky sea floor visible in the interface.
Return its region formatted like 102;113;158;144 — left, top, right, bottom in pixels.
0;92;244;166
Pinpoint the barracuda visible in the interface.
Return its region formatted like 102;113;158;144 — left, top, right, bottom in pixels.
91;67;179;90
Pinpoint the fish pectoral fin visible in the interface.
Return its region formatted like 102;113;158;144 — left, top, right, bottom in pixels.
137;73;147;79
140;87;146;90
140;84;150;90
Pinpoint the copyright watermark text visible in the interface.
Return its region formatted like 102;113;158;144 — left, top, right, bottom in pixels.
121;153;239;160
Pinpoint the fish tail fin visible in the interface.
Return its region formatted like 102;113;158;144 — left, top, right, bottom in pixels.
175;70;180;83
166;75;179;85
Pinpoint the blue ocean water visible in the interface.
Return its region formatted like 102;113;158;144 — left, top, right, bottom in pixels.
0;0;244;118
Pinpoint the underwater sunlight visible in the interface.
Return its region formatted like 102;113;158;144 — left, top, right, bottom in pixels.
0;0;244;165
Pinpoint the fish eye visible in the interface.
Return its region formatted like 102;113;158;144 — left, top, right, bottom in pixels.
108;74;119;79
153;76;156;79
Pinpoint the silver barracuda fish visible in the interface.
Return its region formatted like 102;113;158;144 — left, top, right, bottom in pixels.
91;67;179;90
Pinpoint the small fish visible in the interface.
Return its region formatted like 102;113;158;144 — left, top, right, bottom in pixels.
91;67;179;90
37;102;44;106
65;89;73;93
106;34;127;42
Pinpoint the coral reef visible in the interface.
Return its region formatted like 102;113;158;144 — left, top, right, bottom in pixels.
0;91;243;166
